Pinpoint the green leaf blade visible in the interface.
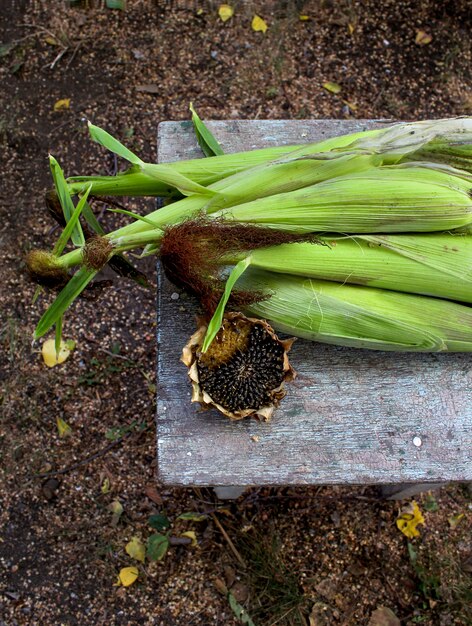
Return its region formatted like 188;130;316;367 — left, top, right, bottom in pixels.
54;316;63;358
49;155;85;247
34;267;97;340
53;184;92;256
202;257;252;353
177;512;208;522
190;103;224;157
228;592;256;626
87;122;143;166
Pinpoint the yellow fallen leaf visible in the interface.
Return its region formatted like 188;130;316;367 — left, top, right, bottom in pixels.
252;15;268;33
342;98;358;111
196;8;203;15
101;477;111;494
54;98;70;112
348;23;355;35
299;15;310;21
448;513;464;529
396;501;425;539
125;537;146;563
181;531;198;547
109;500;124;526
44;36;59;46
114;566;138;587
323;81;342;94
42;338;74;367
415;30;432;46
218;4;233;22
56;416;72;438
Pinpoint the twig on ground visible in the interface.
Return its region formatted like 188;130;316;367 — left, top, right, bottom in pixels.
193;487;246;568
49;47;69;69
65;40;83;70
211;513;246;569
31;437;128;479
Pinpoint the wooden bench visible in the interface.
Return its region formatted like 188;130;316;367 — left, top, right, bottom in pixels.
156;120;472;499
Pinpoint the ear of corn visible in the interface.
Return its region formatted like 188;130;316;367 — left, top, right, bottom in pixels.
240;270;472;352
225;233;472;304
35;115;472;358
215;165;472;233
67;118;472;197
108;152;380;242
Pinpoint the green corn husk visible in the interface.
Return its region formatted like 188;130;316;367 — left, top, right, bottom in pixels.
66;117;472;198
108;151;380;243
240;270;472;352
215;165;472;234
226;233;472;304
66;126;382;197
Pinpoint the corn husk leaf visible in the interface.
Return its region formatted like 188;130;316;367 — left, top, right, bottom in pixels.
217;166;472;233
236;233;472;304
241;269;472;351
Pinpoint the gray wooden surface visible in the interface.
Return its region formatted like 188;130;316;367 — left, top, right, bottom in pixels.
156;120;472;487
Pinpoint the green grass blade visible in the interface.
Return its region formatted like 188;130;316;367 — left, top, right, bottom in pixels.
53;184;92;256
34;267;97;339
87;122;144;166
49;155;85;247
55;316;63;357
81;198;105;235
32;285;43;305
190;103;224;157
107;208;163;230
202;257;251;353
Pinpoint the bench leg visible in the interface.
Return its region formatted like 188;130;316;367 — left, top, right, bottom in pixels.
380;482;448;500
213;486;247;500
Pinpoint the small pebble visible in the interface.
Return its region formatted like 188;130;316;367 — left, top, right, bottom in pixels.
170;292;180;301
413;436;422;447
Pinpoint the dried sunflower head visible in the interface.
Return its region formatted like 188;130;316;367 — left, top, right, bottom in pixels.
181;312;296;421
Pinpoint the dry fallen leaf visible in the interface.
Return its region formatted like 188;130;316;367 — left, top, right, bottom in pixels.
144;484;163;505
415;30;432;45
101;477;111;494
396;500;425;539
218;4;234;22
299;15;311;21
252;15;268;33
56;416;72;438
323;81;342;94
125;537;146;563
53;98;70;112
181;531;197;547
368;606;401;626
342;99;358;111
348;23;355;35
114;566;138;587
448;513;464;529
42;338;74;367
44;36;59;46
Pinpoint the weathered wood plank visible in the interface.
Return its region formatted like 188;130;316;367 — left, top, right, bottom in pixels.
156;120;472;487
